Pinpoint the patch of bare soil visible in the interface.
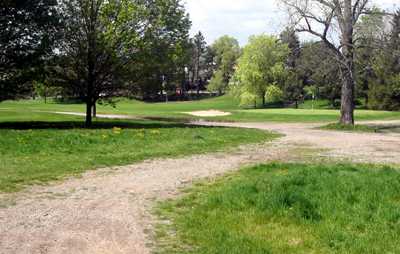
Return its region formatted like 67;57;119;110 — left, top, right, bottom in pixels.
1;118;400;253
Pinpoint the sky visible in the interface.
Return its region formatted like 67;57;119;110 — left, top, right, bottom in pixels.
184;0;400;47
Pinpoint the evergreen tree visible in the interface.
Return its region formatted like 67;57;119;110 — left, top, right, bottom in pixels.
368;10;400;111
279;28;306;108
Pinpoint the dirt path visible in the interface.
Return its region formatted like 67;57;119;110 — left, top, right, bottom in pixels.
1;118;400;254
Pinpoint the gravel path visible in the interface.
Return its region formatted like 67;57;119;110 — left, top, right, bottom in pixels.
1;119;400;253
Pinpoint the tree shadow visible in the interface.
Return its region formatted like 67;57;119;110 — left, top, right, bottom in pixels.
0;120;204;130
51;98;85;105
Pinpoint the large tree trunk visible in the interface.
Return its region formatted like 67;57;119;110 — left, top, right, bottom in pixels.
338;1;355;125
86;101;92;126
262;91;265;107
339;66;354;124
92;102;96;117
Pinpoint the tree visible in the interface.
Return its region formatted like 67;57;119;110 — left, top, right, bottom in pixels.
230;34;288;107
0;0;60;101
279;28;307;108
54;0;190;125
280;0;373;124
280;27;301;68
207;35;241;94
304;42;342;108
281;72;307;108
192;31;207;94
368;10;400;110
34;81;54;103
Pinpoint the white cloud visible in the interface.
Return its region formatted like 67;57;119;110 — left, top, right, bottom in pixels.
184;0;283;46
244;21;265;30
184;0;400;47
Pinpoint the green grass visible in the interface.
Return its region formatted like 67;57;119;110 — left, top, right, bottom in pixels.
221;108;400;122
2;95;400;122
155;162;400;253
296;98;366;110
0;95;244;118
0;111;281;192
317;123;377;132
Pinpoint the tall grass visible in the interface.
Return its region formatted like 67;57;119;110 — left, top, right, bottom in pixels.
155;163;400;253
0;112;280;192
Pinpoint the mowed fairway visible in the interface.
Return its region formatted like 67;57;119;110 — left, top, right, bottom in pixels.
2;95;400;122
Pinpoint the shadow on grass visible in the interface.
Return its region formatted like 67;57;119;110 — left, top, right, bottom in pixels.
0;120;204;130
51;98;85;105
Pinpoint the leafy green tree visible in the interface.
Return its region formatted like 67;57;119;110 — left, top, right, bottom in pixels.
207;35;241;94
0;0;60;101
230;34;288;107
34;81;54;103
54;0;190;125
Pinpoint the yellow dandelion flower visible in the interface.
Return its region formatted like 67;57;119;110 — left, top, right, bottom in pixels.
150;130;160;134
113;127;121;130
114;131;121;134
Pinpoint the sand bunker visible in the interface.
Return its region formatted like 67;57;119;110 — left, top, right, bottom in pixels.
182;110;232;116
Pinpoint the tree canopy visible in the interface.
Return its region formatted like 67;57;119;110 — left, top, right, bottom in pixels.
0;0;60;101
230;34;288;107
53;0;190;125
207;35;241;94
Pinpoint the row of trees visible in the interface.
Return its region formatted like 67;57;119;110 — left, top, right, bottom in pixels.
2;0;399;125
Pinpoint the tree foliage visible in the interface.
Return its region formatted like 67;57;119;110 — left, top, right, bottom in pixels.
53;0;190;125
230;34;288;107
368;10;400;110
279;28;307;108
0;0;60;101
207;35;241;94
